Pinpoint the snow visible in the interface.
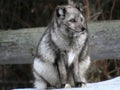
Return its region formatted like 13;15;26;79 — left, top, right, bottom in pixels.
12;76;120;90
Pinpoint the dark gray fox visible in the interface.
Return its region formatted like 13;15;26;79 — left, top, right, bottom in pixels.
33;4;90;89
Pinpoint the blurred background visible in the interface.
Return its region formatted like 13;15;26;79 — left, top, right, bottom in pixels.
0;0;120;90
0;0;120;30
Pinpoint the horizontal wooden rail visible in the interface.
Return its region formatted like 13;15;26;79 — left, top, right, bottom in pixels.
0;20;120;64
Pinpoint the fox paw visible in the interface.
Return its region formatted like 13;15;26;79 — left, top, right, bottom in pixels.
76;82;86;87
64;83;71;88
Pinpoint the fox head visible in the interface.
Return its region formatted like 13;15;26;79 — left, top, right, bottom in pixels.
55;4;87;33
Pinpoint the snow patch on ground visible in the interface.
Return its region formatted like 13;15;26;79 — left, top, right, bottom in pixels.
13;76;120;90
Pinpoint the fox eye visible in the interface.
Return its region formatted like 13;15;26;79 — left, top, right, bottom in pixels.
81;17;83;22
70;18;76;22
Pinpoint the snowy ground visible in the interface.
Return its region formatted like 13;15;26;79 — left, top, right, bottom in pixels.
13;76;120;90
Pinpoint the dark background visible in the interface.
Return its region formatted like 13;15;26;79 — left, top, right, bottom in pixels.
0;0;120;30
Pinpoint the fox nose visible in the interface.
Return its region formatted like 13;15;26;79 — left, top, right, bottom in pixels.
81;26;86;31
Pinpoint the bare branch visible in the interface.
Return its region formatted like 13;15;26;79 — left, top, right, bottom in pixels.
109;0;116;20
68;0;74;4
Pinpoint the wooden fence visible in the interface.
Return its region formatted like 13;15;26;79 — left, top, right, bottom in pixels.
0;20;120;64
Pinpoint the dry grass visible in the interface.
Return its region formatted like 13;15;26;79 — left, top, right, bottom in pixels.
87;59;120;83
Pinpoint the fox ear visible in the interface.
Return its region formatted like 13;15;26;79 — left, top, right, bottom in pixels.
56;7;66;19
76;3;84;13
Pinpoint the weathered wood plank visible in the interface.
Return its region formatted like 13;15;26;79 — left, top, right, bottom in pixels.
0;27;45;64
0;20;120;64
89;20;120;60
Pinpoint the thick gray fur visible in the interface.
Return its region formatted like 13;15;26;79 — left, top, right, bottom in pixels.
33;4;90;89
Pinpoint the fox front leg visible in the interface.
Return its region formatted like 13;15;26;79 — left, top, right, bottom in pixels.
57;52;67;87
73;59;85;87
